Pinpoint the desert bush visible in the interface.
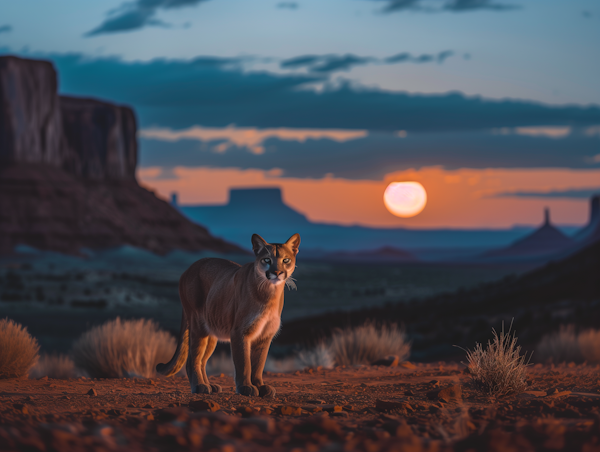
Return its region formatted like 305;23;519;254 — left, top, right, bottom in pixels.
72;318;175;378
30;354;81;379
463;324;530;398
537;326;600;364
0;318;40;379
206;351;234;376
296;342;335;369
537;325;583;363
329;323;410;366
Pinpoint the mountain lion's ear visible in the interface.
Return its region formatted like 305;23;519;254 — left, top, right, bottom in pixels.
285;233;301;255
251;234;268;256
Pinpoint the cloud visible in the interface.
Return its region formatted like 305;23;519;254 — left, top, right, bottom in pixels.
277;2;298;9
0;25;12;34
373;0;518;13
139;125;367;155
139;128;600;180
86;0;209;36
492;188;600;199
281;51;454;73
45;53;600;134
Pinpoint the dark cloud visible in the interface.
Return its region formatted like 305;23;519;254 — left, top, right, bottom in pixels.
86;0;208;36
282;50;453;73
492;188;600;199
42;53;600;133
373;0;518;13
277;2;298;9
0;25;12;34
140;131;600;180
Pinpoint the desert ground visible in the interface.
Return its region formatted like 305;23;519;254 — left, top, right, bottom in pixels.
2;362;600;452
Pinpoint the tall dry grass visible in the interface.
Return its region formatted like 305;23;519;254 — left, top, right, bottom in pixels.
463;324;530;398
537;326;600;364
296;342;335;369
0;318;40;379
30;354;81;379
72;318;175;378
329;323;410;366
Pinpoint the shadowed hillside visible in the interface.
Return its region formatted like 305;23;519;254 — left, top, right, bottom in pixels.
276;237;600;361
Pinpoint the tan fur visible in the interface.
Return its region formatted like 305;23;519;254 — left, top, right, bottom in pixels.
156;233;300;397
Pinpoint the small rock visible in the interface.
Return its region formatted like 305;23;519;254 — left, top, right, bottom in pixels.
302;405;322;413
429;405;442;414
189;400;220;412
321;404;343;412
279;406;302;416
429;380;440;387
427;385;462;403
13;403;28;414
236;406;260;417
107;409;125;416
546;389;572;398
375;399;411;412
371;355;399;367
143;404;154;409
307;399;326;404
146;414;154;421
400;362;416;369
343;405;356;412
86;388;97;396
330;411;349;418
39;376;48;381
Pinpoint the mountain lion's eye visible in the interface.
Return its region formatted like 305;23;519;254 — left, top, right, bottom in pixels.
283;258;291;264
263;258;271;264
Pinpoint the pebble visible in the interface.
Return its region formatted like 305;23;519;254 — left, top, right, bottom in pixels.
86;388;97;396
371;355;400;367
189;400;220;412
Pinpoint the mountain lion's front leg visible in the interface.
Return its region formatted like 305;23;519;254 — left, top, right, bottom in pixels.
231;329;259;396
251;334;276;398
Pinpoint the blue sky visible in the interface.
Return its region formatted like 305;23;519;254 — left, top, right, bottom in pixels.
1;0;599;228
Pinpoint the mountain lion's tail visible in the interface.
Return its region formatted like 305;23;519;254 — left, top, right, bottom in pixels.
156;309;189;377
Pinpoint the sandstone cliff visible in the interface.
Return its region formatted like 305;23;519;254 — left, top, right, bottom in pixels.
0;55;244;256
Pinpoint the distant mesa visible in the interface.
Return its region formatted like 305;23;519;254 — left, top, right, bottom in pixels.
322;246;418;263
180;187;546;259
0;55;243;256
574;195;600;243
481;200;600;261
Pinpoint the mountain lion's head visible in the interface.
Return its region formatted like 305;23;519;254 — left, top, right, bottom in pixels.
251;233;300;289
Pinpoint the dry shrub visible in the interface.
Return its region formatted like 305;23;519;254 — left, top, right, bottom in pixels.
463;324;530;398
0;318;40;379
329;323;410;366
297;342;334;369
537;325;583;363
72;318;175;378
537;326;600;364
30;354;81;379
206;351;234;376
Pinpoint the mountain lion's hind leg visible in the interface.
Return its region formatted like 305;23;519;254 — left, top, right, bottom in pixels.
188;322;212;394
251;335;276;398
201;336;222;393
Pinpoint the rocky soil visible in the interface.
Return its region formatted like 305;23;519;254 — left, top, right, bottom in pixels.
2;363;600;451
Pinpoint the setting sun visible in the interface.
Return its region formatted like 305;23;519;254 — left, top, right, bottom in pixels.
383;181;428;218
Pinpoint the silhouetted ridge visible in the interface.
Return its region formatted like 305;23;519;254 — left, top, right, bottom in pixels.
483;208;573;258
575;195;600;243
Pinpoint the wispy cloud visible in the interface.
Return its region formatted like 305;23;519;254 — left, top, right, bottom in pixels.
86;0;209;36
491;187;600;199
373;0;518;13
0;25;12;34
281;50;454;73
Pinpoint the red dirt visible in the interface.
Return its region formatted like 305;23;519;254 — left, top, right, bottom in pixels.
2;362;600;451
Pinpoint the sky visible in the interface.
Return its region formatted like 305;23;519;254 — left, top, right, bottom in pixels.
1;0;600;229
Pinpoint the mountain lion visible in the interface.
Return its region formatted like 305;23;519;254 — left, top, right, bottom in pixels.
156;233;300;397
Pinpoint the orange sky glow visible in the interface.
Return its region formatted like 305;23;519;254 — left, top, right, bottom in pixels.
138;166;600;229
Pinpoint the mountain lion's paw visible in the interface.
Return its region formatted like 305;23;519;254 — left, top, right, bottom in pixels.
238;385;259;397
193;384;212;394
210;384;222;393
258;385;276;398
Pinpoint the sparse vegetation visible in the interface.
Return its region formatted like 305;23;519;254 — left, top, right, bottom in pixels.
537;325;583;363
71;318;175;378
0;318;40;379
30;354;81;379
538;326;600;364
329;323;410;366
296;342;335;369
463;324;530;398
